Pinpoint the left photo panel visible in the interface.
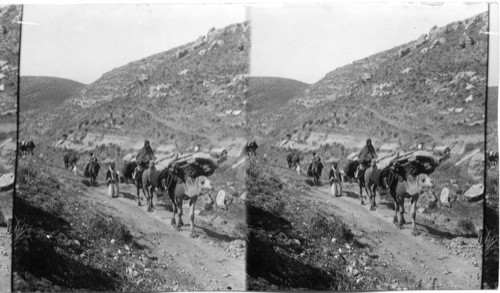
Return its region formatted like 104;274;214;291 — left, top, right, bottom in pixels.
0;4;21;293
15;5;249;292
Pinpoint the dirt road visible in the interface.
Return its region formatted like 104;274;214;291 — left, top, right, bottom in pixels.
310;181;482;290
82;183;245;291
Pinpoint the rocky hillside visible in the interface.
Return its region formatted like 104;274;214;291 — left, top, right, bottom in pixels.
20;21;250;153
19;76;85;111
0;5;21;175
247;77;308;113
251;12;488;150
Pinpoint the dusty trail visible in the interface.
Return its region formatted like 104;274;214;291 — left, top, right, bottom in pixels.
309;181;481;290
81;183;245;290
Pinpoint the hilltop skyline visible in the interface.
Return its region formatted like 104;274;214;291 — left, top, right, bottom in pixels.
250;3;492;84
20;4;247;84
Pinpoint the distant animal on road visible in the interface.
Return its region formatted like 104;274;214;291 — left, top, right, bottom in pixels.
286;151;301;174
19;140;36;157
244;141;258;156
307;161;323;186
63;152;79;169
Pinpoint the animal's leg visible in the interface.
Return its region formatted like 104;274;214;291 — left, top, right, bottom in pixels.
149;186;155;212
372;185;378;207
189;197;198;238
359;184;365;205
137;185;143;206
397;196;404;229
148;186;155;212
400;204;407;225
175;198;183;231
411;194;420;236
168;192;177;226
369;184;376;211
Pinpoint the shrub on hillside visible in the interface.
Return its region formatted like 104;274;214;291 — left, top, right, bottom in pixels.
17;164;38;185
87;214;132;244
455;218;476;236
306;214;353;243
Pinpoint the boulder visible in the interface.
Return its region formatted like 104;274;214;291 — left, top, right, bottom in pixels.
430;37;446;49
468;152;484;181
191;36;205;50
216;190;227;209
463;184;484;202
399;47;411;58
361;72;372;83
415;34;428;47
209;39;225;50
0;173;14;191
465;95;473;103
138;73;149;84
0;60;7;67
427;26;445;41
440;187;451;207
210;148;227;158
178;69;189;76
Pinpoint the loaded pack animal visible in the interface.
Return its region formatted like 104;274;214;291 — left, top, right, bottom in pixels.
286;151;301;174
307;160;323;186
244;141;258;156
142;164;214;237
84;160;100;187
121;161;145;207
19;140;36;157
63;151;79;170
379;161;434;236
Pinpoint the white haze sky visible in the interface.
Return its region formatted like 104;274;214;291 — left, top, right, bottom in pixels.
250;2;493;84
20;4;247;84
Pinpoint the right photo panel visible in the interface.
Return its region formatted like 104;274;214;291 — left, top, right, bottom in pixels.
246;2;493;290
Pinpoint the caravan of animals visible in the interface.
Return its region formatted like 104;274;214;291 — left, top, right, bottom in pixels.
14;9;493;292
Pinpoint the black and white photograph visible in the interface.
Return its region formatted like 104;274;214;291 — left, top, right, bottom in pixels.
15;4;248;291
1;1;498;292
246;2;496;290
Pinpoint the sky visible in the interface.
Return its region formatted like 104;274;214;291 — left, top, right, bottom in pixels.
20;4;247;84
250;2;494;85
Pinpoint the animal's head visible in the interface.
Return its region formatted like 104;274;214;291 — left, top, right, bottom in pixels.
196;176;213;191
